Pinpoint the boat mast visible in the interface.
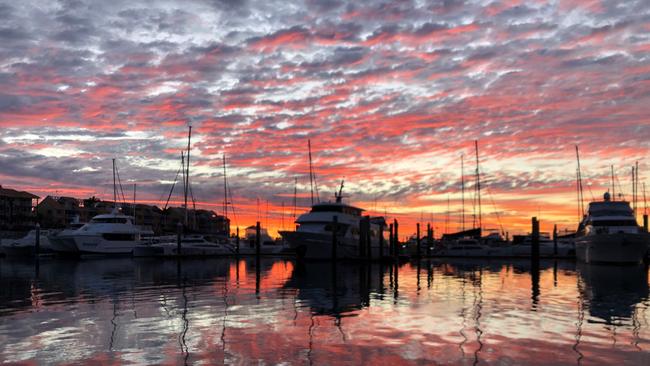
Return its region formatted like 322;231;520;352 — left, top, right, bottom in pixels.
461;154;465;231
308;139;320;204
133;183;136;225
575;146;585;219
112;158;117;209
292;177;298;218
184;126;192;228
223;153;228;218
474;140;482;230
611;165;615;201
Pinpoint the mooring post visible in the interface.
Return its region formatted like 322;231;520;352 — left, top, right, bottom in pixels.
255;221;261;258
378;222;384;260
553;224;558;256
332;215;338;261
416;223;421;258
236;226;240;255
388;223;394;258
358;218;365;258
34;223;41;257
176;222;182;256
393;219;399;261
644;214;649;232
365;216;372;261
531;217;540;264
426;223;432;257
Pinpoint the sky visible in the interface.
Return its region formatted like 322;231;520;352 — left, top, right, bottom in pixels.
1;0;649;237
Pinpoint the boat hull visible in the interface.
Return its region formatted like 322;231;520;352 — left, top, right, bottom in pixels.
280;231;384;260
133;243;233;257
70;235;138;255
575;233;649;264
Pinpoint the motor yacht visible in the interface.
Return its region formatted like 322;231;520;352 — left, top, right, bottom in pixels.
52;208;147;255
575;192;649;264
279;183;386;260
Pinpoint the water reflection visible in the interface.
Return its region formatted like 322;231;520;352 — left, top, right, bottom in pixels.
0;257;648;364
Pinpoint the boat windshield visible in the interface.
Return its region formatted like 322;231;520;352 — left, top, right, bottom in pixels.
311;204;362;216
590;219;637;227
91;218;128;224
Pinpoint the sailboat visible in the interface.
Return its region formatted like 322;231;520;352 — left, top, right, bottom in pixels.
133;126;233;257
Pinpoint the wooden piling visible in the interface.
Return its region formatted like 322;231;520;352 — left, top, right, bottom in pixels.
388;223;394;258
34;223;40;257
378;222;384;260
393;219;399;261
644;214;648;232
255;221;261;257
416;223;421;258
236;226;240;255
332;215;338;261
365;216;372;261
426;223;432;257
531;217;540;264
553;224;558;256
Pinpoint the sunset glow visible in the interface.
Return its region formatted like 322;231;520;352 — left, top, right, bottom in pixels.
1;0;649;238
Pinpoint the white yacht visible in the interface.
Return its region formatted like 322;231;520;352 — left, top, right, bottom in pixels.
1;229;55;256
133;234;233;257
279;184;386;259
509;234;575;257
433;238;494;257
51;208;147;255
575;192;649;264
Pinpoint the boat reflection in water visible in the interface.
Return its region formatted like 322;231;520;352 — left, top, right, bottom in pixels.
0;257;649;364
577;263;649;324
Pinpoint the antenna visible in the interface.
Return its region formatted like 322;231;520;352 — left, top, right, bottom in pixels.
475;140;482;230
133;183;136;225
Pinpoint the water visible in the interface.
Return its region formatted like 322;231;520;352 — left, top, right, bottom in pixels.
1;258;648;365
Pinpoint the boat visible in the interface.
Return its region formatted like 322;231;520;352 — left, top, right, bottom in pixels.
433;238;496;257
235;226;288;255
133;234;233;257
574;192;649;264
48;217;86;254
279;181;386;260
508;233;575;257
1;229;55;256
51;208;149;255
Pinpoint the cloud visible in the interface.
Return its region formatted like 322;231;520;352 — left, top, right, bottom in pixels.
0;0;649;235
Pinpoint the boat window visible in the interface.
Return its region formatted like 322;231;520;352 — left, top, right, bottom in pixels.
311;205;362;216
590;220;637;227
590;209;633;217
324;223;349;234
102;233;135;241
92;218;128;224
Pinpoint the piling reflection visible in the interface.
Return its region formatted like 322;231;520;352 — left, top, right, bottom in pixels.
0;257;648;365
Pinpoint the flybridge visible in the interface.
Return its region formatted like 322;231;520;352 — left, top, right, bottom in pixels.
310;203;363;217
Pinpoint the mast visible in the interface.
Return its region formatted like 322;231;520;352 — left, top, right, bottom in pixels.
133;183;136;224
575;146;584;219
475;140;482;230
308;139;316;205
223;153;228;218
461;154;465;231
112;158;117;209
184;126;192;228
611;165;615;201
292;177;298;218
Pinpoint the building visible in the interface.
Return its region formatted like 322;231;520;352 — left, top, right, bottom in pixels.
0;185;39;231
37;196;86;228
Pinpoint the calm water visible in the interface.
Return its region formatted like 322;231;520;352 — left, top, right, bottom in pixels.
1;257;649;365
